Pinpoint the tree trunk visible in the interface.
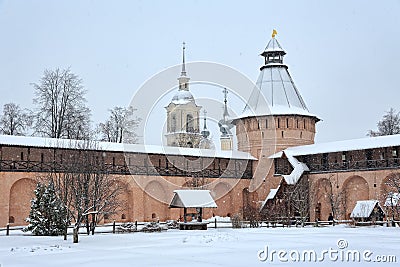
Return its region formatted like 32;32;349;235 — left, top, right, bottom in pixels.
64;223;68;240
85;215;90;235
73;227;79;243
91;214;96;235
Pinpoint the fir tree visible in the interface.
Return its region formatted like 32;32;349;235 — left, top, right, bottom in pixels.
25;182;69;236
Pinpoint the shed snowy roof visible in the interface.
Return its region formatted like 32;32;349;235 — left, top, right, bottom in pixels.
0;135;256;160
350;200;383;218
169;190;217;208
259;184;281;212
270;134;400;159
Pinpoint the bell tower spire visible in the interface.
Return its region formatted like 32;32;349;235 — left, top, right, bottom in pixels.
219;88;233;151
166;42;202;148
181;42;186;76
178;42;190;91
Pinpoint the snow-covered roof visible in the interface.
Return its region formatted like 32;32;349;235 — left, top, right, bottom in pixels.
350;200;383;218
270;134;400;158
282;154;309;185
171;90;195;105
384;193;400;207
263;38;285;53
238;38;318;120
0;135;256;160
169;190;218;208
259;184;281;212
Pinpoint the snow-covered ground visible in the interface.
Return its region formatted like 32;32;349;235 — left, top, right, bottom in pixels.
0;225;399;266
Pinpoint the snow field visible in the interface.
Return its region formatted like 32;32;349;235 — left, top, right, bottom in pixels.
0;226;399;266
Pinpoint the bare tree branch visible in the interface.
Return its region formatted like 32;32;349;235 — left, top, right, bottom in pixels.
368;108;400;136
0;103;32;135
97;106;140;143
32;68;91;140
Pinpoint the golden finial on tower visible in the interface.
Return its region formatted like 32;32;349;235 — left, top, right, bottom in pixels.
272;29;277;38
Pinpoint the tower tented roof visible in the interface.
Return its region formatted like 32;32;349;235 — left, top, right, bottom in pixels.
263;38;285;53
239;37;318;119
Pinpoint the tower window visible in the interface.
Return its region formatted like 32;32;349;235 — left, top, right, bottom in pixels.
265;119;268;129
286;118;289;128
281;131;284;138
296;119;299;128
303;119;306;129
277;118;281;128
171;115;177;132
186;114;194;132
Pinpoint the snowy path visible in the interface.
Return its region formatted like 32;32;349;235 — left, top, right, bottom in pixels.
0;226;399;266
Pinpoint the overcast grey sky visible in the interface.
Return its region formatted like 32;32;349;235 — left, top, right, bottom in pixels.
0;0;399;145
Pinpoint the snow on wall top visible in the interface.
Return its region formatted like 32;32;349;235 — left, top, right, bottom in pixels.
169;190;218;208
0;134;256;160
270;134;400;158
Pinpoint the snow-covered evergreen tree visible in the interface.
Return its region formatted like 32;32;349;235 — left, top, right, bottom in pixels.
24;181;69;236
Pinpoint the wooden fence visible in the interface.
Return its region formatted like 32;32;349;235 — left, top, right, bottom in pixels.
1;219;399;236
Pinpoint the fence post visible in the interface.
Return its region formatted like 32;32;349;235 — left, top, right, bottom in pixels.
135;220;138;230
215;218;217;229
112;220;116;234
6;223;10;236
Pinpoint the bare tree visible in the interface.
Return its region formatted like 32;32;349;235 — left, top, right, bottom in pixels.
183;174;210;189
32;68;91;140
260;178;309;227
174;133;201;148
368;108;400;137
314;177;347;221
382;173;400;222
286;176;310;226
43;140;126;243
0;103;32;135
98;106;140;143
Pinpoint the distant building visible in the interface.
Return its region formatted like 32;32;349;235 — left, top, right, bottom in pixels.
219;88;234;151
165;43;202;148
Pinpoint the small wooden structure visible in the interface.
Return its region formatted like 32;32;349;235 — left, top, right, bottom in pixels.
169;190;217;230
350;200;385;222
